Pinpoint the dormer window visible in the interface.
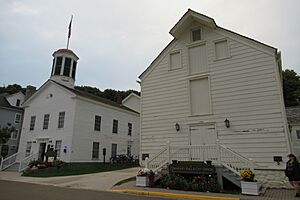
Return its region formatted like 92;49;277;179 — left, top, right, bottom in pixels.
191;28;201;41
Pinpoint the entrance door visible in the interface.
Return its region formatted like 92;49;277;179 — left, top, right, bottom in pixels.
38;143;46;161
189;124;217;161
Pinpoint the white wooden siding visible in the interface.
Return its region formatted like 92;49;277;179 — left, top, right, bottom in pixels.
140;24;289;168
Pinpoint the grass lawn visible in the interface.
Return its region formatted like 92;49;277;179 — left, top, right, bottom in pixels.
22;163;139;177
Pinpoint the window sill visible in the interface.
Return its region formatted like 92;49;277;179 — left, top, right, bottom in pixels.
188;113;213;117
214;56;231;62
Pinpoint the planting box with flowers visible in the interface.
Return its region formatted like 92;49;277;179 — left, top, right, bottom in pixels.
136;168;154;187
240;170;260;196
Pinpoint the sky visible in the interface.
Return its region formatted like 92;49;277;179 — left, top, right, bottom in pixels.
0;0;299;91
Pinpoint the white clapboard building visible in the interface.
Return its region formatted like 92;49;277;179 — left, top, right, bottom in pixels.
1;48;140;171
139;9;291;188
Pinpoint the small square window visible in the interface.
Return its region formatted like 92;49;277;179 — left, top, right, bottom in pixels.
296;130;300;140
192;29;201;41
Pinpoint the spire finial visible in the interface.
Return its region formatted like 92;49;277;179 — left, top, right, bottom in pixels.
66;15;73;49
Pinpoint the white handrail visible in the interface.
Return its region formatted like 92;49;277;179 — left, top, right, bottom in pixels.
145;143;257;176
19;152;39;172
0;153;18;171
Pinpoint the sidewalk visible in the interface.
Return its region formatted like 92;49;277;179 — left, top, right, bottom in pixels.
0;169;295;200
112;181;296;200
0;167;139;191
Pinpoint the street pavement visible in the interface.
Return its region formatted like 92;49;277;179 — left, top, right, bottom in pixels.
0;180;174;200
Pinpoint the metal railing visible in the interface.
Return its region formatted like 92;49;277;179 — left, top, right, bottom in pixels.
19;152;39;172
0;153;18;171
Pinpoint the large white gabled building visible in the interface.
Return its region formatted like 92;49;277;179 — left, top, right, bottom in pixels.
139;9;291;188
1;48;140;170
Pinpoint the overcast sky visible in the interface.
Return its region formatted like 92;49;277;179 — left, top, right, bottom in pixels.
0;0;299;91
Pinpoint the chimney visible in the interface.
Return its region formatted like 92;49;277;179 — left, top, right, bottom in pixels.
25;85;36;101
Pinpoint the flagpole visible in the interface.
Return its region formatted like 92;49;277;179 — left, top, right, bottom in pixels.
67;15;73;49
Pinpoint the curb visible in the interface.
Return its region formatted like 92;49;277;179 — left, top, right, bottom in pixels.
111;189;240;200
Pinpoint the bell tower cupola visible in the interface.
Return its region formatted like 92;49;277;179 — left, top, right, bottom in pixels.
50;48;79;88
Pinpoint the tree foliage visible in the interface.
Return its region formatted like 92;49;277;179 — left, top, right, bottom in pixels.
282;69;300;107
0;84;25;94
75;86;140;103
0;123;15;145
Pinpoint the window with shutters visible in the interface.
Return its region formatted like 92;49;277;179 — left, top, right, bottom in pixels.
188;44;207;74
189;77;211;115
58;112;65;128
94;115;101;131
169;51;181;70
92;142;100;159
215;40;230;60
29;116;36;131
112;119;118;134
43;114;50;130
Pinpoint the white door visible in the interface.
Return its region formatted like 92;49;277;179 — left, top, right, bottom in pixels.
189;124;217;161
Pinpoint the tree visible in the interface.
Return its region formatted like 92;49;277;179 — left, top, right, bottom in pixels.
0;123;16;158
282;69;300;107
75;85;140;103
0;84;25;94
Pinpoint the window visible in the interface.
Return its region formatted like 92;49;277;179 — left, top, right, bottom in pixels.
16;99;20;107
127;145;131;156
188;44;207;74
63;57;72;76
58;112;65;128
43;114;50;130
15;113;21;123
11;129;18;139
128;123;132;136
94;115;101;131
111;144;117;158
92;142;100;159
51;58;55;75
215;40;229;60
112;119;118;134
296;130;300;140
72;61;77;79
54;57;63;75
170;51;181;70
55;140;62;157
25;142;32;157
29;116;36;131
142;153;149;160
191;28;201;41
190;78;211;115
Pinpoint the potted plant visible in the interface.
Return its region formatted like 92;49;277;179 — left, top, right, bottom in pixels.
136;168;151;186
240;170;260;195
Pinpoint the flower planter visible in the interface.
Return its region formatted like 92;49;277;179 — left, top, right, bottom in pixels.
241;181;260;196
136;176;149;187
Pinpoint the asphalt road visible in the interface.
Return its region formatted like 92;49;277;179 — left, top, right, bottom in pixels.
0;180;174;200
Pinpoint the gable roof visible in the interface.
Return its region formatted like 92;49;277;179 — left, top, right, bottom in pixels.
0;93;23;111
286;106;300;125
139;9;277;80
170;9;217;38
54;81;139;114
122;92;140;104
23;80;138;114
